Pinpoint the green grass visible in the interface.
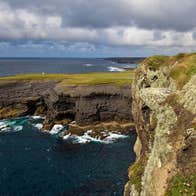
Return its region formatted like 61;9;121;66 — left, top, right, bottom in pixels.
142;55;169;69
142;53;196;89
170;54;196;88
0;71;134;86
128;156;148;193
165;174;196;196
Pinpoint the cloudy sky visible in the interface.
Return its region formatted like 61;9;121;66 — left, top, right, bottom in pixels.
0;0;196;57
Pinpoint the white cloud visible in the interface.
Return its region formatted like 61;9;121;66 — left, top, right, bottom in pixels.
0;0;195;56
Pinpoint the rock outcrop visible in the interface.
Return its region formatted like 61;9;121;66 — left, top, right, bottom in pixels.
0;81;133;130
125;53;196;196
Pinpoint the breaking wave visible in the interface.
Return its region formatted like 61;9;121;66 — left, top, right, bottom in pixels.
0;119;24;133
62;131;128;144
108;66;125;72
85;63;94;67
0;117;129;145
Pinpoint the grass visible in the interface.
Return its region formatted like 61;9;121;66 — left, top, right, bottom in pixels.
165;174;196;196
0;71;134;86
128;156;148;193
142;53;196;89
170;54;196;88
142;55;169;70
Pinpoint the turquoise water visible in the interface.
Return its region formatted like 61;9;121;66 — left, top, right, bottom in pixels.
0;117;136;196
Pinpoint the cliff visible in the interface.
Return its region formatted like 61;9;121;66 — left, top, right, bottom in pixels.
0;71;134;133
0;54;195;195
125;53;196;196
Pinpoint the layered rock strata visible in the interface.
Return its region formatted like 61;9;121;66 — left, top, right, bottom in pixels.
0;82;133;131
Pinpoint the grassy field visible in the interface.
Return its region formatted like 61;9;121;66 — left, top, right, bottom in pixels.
142;53;196;88
0;70;134;86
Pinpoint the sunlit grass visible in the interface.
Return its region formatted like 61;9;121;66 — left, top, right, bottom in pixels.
142;52;196;89
170;54;196;88
165;174;196;196
0;70;134;86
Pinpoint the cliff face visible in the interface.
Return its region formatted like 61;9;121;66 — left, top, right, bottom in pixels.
0;81;133;130
0;54;195;195
125;53;196;196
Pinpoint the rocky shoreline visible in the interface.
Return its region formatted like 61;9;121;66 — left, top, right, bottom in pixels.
0;81;134;136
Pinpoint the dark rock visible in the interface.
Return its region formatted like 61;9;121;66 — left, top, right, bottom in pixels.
0;81;133;129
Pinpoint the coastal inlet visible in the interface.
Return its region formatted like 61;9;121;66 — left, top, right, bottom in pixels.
0;116;136;196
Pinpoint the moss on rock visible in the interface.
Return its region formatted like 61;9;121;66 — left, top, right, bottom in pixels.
128;156;148;193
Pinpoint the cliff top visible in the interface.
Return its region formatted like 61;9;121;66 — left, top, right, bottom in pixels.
141;52;196;88
0;70;134;86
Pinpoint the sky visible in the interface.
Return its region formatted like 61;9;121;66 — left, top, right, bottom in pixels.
0;0;196;57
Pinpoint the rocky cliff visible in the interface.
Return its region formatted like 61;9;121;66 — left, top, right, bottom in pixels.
124;53;196;196
0;81;133;131
0;54;195;195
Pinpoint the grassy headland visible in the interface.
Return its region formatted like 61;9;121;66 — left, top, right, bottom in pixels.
142;52;196;88
0;70;134;86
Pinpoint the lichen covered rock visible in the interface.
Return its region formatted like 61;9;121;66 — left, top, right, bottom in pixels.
125;53;196;196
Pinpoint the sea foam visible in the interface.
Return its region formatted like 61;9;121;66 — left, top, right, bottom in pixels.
62;131;128;144
108;66;125;72
85;63;94;67
31;116;45;120
0;121;23;133
33;123;43;130
50;124;64;135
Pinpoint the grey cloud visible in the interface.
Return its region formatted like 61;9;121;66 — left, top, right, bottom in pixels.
5;0;196;31
0;0;195;49
192;30;196;40
153;31;166;41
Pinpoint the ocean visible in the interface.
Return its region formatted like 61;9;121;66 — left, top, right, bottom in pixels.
0;117;136;196
0;58;137;195
0;58;137;76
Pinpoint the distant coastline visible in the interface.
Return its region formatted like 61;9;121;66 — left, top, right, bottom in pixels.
102;57;145;64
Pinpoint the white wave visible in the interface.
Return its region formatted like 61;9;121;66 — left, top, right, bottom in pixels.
72;135;91;144
85;63;94;67
63;133;101;144
0;121;10;132
108;66;125;72
50;124;64;135
31;116;45;120
0;127;11;132
122;64;137;69
33;123;43;130
0;121;23;133
0;122;8;129
62;131;128;144
63;133;71;140
123;65;132;68
104;133;128;142
13;125;23;132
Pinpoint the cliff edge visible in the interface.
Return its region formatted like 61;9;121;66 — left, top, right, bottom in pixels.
124;53;196;196
0;71;134;134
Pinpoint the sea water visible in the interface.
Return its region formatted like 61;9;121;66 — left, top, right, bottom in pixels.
0;58;137;76
0;117;136;196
